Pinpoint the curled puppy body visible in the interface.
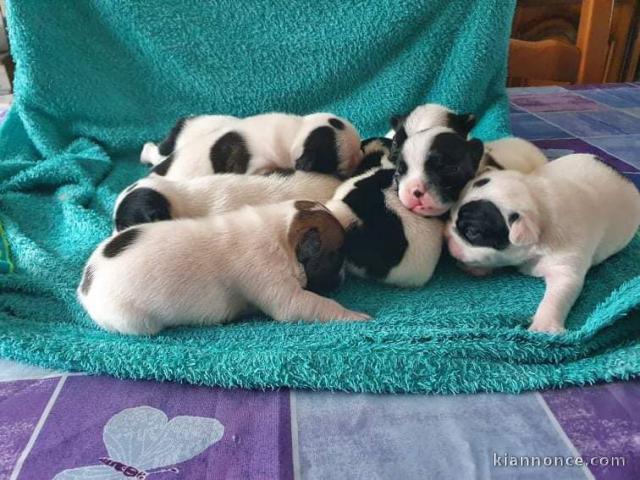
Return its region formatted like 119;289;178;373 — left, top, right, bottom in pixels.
445;153;640;333
393;126;548;216
113;171;342;232
80;200;369;335
142;112;363;180
325;167;443;288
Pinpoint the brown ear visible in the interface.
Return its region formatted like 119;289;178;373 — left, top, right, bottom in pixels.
288;201;345;255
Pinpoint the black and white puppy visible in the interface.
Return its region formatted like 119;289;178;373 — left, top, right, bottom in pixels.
141;112;363;180
387;103;477;145
446;154;640;333
393;126;548;216
113;171;342;232
80;200;369;335
326;165;443;288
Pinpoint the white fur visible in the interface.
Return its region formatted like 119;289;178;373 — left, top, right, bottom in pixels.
447;154;640;333
483;137;548;173
143;112;362;179
327;167;443;287
81;201;369;335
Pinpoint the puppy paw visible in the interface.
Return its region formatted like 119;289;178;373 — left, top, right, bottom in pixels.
528;318;566;334
457;263;493;277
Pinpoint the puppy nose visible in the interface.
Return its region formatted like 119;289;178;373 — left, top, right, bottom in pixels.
413;189;423;198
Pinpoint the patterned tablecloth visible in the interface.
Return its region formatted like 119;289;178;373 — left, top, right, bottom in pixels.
1;84;639;480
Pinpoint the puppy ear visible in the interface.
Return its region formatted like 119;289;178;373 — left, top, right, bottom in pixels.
449;112;476;137
466;138;485;171
390;114;408;132
508;211;540;246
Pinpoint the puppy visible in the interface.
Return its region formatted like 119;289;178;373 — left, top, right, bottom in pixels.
326;166;443;287
113;171;342;232
393;127;548;216
445;154;640;333
141;112;363;180
386;103;477;145
79;200;369;335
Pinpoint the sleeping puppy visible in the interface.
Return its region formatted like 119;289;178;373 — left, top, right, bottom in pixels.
326;166;443;287
113;171;342;232
79;200;369;335
393;127;548;216
141;112;363;180
445;154;640;333
386;103;477;145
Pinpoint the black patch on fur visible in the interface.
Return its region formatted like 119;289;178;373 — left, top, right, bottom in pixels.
472;178;490;188
151;154;174;176
80;264;94;295
158;117;187;156
354;151;384;176
114;188;171;231
392;127;408;151
446;112;476;137
342;169;408;278
421;133;484;204
329;118;345;130
210;131;251;173
456;200;509;250
483;153;504;170
296;228;345;294
103;228;141;258
390;114;407;132
508;212;520;225
294;126;339;175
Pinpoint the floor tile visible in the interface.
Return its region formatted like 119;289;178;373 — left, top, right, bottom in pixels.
532;138;638;173
510;92;604;113
538;110;640;137
585;135;640;169
294;391;589;480
510;113;572;140
578;87;640;108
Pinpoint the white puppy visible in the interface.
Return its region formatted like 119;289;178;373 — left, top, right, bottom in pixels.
326;166;443;287
113;171;342;232
141;112;363;179
80;200;369;335
445;154;640;333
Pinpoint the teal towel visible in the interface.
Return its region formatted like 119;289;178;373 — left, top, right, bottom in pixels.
2;0;639;394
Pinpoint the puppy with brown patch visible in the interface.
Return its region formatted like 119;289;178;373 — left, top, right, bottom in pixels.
79;200;369;335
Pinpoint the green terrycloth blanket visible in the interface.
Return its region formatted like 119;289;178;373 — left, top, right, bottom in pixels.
1;0;639;394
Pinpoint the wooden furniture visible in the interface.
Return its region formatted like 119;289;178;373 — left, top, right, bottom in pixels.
509;0;614;86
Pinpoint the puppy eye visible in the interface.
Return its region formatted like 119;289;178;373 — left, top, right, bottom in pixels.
508;212;520;224
473;178;490;188
396;159;408;175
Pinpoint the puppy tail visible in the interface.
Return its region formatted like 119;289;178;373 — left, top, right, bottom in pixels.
140;142;164;166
